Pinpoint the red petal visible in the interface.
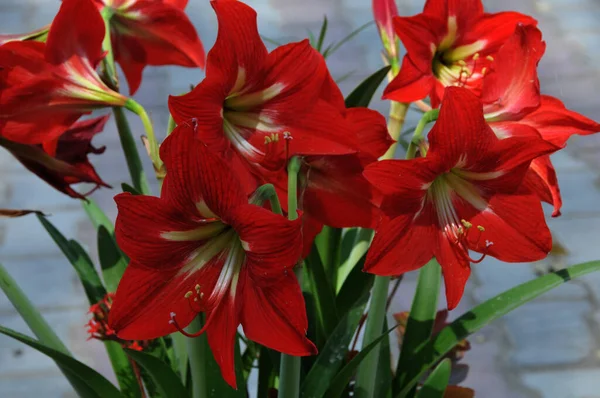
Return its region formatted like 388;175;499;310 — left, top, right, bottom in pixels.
383;54;435;103
114;193;202;269
207;0;268;83
109;265;196;340
229;204;302;284
346;108;393;163
481;25;544;120
205;286;242;389
45;0;105;67
393;14;438;72
300;215;324;259
519;95;600;147
423;0;484;25
112;1;205;95
363;158;438;217
241;271;317;356
435;232;471;310
365;211;437;276
468;187;552;262
526;155;562;217
460;11;538;51
159;123;247;218
303;155;384;228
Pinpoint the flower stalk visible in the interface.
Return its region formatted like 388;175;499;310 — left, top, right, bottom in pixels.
278;156;303;398
186;317;208;398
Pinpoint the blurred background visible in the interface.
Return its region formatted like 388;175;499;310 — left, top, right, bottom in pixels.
2;0;600;396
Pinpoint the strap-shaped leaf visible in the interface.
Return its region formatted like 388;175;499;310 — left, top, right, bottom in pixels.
415;359;451;398
82;198;115;234
345;66;391;108
126;349;189;398
301;291;369;397
325;324;398;398
397;260;600;397
0;325;122;397
98;225;128;293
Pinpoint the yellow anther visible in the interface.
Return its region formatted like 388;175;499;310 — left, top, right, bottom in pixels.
486;55;494;62
200;292;205;299
184;291;193;299
481;67;487;76
461;219;473;229
264;136;272;144
477;225;485;232
272;133;279;142
457;226;464;235
195;284;201;292
457;60;467;66
472;53;480;60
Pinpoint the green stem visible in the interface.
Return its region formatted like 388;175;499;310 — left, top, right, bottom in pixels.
251;183;283;215
167;114;177;136
354;275;390;398
100;7;118;90
381;101;409;159
406;109;440;159
113;107;151;195
278;156;302;398
187;317;207;398
124;99;163;172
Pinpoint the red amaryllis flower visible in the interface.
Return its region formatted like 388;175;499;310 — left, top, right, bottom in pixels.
95;0;205;94
0;0;126;146
363;87;558;309
168;0;355;180
481;25;600;216
373;0;399;61
0;116;111;199
108;123;317;388
383;0;537;107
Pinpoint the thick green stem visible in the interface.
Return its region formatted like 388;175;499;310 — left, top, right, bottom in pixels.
381;101;409;159
187;317;207;398
113;107;151;195
167;114;177;136
406;109;440;159
124;99;163;173
100;7;118;90
252;183;283;215
278;157;302;398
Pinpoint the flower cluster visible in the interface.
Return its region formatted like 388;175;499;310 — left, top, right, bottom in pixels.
1;0;599;389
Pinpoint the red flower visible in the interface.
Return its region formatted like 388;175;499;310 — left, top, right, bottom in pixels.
363;87;558;309
481;25;600;216
383;0;536;107
108;123;316;388
373;0;399;60
95;0;205;94
0;0;126;146
0;116;111;199
168;0;355;180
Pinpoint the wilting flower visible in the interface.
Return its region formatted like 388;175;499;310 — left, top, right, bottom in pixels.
87;293;149;351
169;0;355;182
480;25;600;216
363;87;558;309
0;116;111;199
383;0;536;107
109;123;316;388
0;24;49;45
0;0;126;146
95;0;205;94
372;0;399;62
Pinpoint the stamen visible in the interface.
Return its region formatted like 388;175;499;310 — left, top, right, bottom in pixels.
486;55;494;62
472;53;480;61
169;312;205;338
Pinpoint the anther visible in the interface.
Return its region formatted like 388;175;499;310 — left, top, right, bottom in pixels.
264;136;272;144
481;67;487;76
472;53;480;60
184;291;193;299
477;225;485;232
457;60;467;66
461;219;472;229
486;55;494;62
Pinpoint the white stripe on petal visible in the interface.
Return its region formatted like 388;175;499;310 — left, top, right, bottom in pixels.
161;221;226;242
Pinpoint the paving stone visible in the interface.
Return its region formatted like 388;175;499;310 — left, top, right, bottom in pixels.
504;301;595;367
522;368;600;398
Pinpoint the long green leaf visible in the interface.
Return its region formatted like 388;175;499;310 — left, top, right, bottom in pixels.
322;21;373;58
335;253;372;316
345;66;391;109
126;349;189;398
325;324;398;398
316;16;328;52
0;325;122;397
170;332;189;384
375;317;393;398
257;346;276;398
394;260;441;395
82;198;115;234
105;341;142;398
98;225;128;292
37;215;106;304
315;226;342;297
397;260;600;397
301;290;369;398
415;359;451;398
305;246;340;342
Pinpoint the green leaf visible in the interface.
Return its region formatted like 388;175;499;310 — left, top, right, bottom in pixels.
0;325;122;398
336;228;373;293
397;260;600;398
122;183;142;195
335;253;373;317
98;225;128;292
375;317;393;398
394;260;441;396
415;359;451;398
105;341;142;398
241;340;259;381
257;346;276;398
126;349;189;398
325;324;398;398
37;215;107;304
344;66;391;108
304;247;340;343
315;226;342;295
170;332;189;384
82;198;115;234
322;21;373;58
301;290;369;398
316;16;328;52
